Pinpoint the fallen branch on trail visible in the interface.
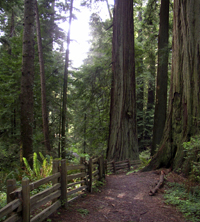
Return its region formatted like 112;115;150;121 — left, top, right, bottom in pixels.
149;170;165;196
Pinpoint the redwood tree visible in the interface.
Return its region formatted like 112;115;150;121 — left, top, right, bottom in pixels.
144;0;200;172
20;0;35;166
151;0;169;156
61;0;73;159
107;0;138;161
35;0;51;153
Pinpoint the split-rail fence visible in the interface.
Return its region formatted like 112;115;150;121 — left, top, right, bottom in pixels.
0;156;140;222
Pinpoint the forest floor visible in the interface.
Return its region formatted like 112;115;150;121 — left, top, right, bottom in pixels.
45;170;189;222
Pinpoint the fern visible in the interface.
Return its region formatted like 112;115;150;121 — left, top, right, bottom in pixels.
33;153;41;178
23;157;34;177
23;153;53;180
39;152;45;161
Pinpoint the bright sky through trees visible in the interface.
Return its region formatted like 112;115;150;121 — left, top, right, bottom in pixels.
69;0;113;68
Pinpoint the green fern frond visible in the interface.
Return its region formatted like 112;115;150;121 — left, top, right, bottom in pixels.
42;158;47;176
33;153;41;177
39;152;45;161
23;157;33;177
49;156;53;174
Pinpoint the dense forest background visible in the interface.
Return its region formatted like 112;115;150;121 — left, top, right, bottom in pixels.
1;1;200;220
1;0;169;168
1;0;200;176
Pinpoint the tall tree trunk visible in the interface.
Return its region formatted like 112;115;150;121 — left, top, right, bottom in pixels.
151;0;169;156
61;0;73;159
83;113;87;154
136;7;144;151
35;0;51;153
50;0;55;50
9;9;16;136
107;0;139;161
143;0;200;172
20;0;35;166
9;9;15;38
144;52;155;147
58;88;62;158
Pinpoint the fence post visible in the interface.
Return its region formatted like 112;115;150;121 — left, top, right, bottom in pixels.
104;159;107;176
127;159;131;171
61;159;67;208
22;179;30;222
88;158;93;192
80;157;85;186
98;156;103;181
52;160;60;184
52;160;60;203
112;160;116;174
7;179;16;203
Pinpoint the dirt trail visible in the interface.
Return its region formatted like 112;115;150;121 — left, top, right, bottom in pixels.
46;171;188;222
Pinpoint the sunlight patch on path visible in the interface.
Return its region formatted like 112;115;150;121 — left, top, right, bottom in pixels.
117;193;126;198
134;192;144;200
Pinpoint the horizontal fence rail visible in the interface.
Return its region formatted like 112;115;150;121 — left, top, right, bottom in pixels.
106;159;141;174
0;156;105;222
0;156;140;222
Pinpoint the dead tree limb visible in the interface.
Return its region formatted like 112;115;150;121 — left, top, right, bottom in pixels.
149;170;165;196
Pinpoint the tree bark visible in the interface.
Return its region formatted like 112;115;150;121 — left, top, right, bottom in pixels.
61;0;73;159
20;0;35;166
136;7;144;151
35;0;51;153
143;0;200;172
144;52;155;147
151;0;169;156
107;0;139;161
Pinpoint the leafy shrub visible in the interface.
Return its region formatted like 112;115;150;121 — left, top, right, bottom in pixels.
164;182;200;222
0;192;6;210
139;148;151;166
183;135;200;182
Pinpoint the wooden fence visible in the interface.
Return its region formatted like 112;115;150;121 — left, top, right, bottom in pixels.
0;156;140;222
106;159;141;174
0;155;105;222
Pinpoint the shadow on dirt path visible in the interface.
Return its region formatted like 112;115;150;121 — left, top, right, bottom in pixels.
45;171;188;222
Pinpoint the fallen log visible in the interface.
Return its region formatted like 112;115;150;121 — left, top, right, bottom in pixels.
149;170;165;196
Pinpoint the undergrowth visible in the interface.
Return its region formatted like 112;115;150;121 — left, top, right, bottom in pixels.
164;135;200;222
77;208;89;217
164;182;200;222
127;149;151;175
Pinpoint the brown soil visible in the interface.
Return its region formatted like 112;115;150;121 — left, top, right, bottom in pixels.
46;170;189;222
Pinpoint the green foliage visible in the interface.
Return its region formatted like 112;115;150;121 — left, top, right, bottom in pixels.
164;182;200;222
139;148;151;166
23;152;53;180
183;135;200;182
92;179;105;192
68;14;112;156
126;149;151;175
0;170;20;211
0;191;6;210
77;208;89;217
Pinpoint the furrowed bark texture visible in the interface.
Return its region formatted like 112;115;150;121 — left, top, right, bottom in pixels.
152;0;169;156
20;0;35;166
144;0;200;171
107;0;138;161
136;8;144;151
61;0;73;159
